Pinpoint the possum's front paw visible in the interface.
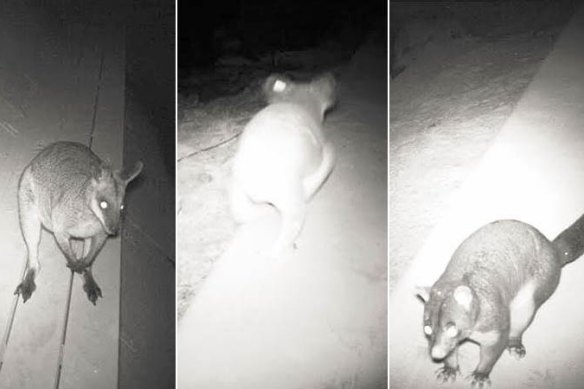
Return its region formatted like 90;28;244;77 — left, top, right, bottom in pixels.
83;278;102;305
14;270;36;302
508;340;526;359
435;366;459;383
467;372;491;388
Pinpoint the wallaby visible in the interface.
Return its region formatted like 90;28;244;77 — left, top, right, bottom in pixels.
231;73;337;257
417;216;584;388
15;141;142;305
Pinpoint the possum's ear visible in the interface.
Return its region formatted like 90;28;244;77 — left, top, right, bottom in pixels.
117;161;143;184
415;286;431;303
453;285;474;311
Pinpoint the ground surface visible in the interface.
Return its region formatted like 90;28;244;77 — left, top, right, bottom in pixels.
0;4;124;388
391;3;584;389
390;1;575;292
176;40;387;388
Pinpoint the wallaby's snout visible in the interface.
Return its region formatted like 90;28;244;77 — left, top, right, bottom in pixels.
90;161;143;237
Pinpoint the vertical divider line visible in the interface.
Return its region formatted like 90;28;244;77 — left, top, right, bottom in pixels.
0;261;27;373
89;47;105;150
53;270;75;389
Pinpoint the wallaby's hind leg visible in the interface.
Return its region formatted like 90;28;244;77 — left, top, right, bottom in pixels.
15;177;42;302
54;231;84;273
82;266;102;305
303;142;335;201
80;233;107;304
270;181;306;258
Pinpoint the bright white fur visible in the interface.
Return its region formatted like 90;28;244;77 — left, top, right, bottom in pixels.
231;73;337;257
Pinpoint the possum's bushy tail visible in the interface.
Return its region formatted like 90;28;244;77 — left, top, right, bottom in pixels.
553;213;584;265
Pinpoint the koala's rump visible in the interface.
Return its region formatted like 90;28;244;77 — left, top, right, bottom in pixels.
234;104;325;202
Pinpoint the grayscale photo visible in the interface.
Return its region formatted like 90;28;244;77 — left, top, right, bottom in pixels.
176;0;387;388
0;1;174;388
390;1;584;388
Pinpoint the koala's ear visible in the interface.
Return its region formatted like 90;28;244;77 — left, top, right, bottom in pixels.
263;74;292;100
415;286;431;303
117;161;143;184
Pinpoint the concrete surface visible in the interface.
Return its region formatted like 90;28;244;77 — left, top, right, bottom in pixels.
0;4;124;388
390;4;584;389
177;45;387;388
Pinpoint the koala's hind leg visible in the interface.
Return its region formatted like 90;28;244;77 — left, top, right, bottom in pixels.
270;180;306;258
303;142;335;201
230;178;263;224
15;175;42;302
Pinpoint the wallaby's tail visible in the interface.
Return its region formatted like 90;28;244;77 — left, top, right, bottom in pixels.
553;213;584;266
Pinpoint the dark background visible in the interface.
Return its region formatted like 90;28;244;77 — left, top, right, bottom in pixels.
122;0;175;387
179;0;386;70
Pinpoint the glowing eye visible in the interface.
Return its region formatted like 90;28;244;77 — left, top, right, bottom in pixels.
423;325;432;336
120;204;125;211
273;80;286;92
100;201;108;210
445;324;458;338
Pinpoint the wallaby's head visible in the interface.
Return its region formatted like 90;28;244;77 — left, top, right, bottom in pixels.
262;72;337;118
87;161;143;236
416;284;479;361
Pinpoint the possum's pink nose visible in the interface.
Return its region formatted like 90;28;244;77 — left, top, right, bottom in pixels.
431;346;448;360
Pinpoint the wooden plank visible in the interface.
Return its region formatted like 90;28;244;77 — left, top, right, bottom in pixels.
0;4;124;388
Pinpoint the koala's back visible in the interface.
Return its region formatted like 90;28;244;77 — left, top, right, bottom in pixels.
439;220;561;300
236;103;323;177
21;142;102;224
234;75;336;202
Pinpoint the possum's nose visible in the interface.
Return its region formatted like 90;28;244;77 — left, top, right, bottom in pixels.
431;346;449;360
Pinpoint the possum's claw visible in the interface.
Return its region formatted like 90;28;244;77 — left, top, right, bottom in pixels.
435;366;459;383
467;372;491;388
14;270;36;302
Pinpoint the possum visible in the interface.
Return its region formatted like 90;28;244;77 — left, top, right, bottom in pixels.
417;215;584;388
230;73;337;257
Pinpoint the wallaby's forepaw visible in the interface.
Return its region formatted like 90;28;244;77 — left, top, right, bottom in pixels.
14;270;36;303
83;279;102;305
467;372;491;388
508;341;526;359
67;261;88;274
435;365;459;383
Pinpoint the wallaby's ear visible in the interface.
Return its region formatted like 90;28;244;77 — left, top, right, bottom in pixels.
453;285;473;311
415;286;431;303
117;161;143;184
